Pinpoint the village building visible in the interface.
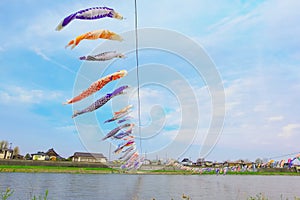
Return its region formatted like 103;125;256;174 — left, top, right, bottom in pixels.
0;148;13;159
31;151;49;161
71;152;107;163
31;148;62;161
181;158;193;166
196;158;206;167
143;159;152;165
46;148;63;161
12;154;24;160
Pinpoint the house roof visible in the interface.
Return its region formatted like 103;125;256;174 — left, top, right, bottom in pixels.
73;152;107;159
0;148;13;152
181;158;191;162
46;148;61;157
31;151;47;156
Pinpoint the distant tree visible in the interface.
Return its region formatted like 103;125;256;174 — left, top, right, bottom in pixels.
64;157;72;162
13;146;20;156
0;140;9;149
25;153;31;160
255;158;263;164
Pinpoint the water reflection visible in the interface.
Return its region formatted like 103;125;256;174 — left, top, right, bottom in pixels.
0;173;299;200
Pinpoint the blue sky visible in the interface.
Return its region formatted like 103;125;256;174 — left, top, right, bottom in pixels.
0;0;299;162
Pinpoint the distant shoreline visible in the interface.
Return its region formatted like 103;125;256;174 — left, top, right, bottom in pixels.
1;159;299;175
1;164;299;176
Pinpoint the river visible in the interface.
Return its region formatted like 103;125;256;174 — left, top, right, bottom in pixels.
0;173;299;199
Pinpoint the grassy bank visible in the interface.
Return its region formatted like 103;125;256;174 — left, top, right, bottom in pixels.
0;165;118;174
145;169;300;176
1;165;299;175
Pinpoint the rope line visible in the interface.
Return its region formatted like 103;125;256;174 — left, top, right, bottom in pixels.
268;151;300;160
134;0;143;154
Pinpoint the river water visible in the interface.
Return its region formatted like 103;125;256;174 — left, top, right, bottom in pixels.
0;173;299;200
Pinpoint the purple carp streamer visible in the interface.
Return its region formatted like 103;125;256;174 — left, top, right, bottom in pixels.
72;85;129;118
113;127;134;139
117;116;133;124
119;146;136;160
102;123;133;140
64;70;127;105
80;51;125;61
123;145;136;154
56;7;123;31
114;140;135;154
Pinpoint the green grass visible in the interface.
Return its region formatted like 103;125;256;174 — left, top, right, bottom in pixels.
247;193;300;200
0;188;49;200
225;171;300;176
1;188;300;200
0;188;13;200
146;169;299;176
31;190;48;200
0;165;299;175
0;165;118;174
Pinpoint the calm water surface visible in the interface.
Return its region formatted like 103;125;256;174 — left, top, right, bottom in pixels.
0;173;299;200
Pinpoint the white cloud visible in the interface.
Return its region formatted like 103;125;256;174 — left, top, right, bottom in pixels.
207;11;257;36
200;6;260;49
32;47;51;61
268;116;284;122
260;0;300;43
55;125;77;133
278;124;300;138
211;73;299;158
0;85;62;105
111;78;215;158
198;0;300;72
253;102;270;113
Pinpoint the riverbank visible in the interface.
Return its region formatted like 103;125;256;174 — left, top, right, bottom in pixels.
0;165;117;174
1;165;300;175
1;159;299;175
0;159;108;168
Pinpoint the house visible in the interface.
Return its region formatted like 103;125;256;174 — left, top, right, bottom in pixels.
181;158;193;166
223;160;254;168
0;148;13;159
196;158;206;166
31;151;49;161
213;162;224;168
71;152;107;163
46;148;63;161
204;161;213;167
12;154;24;160
143;159;152;165
31;148;63;161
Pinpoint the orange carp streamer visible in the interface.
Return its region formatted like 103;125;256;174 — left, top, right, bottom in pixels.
64;70;127;105
65;29;123;49
114;105;133;116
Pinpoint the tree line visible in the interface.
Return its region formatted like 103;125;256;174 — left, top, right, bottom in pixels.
0;140;20;158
